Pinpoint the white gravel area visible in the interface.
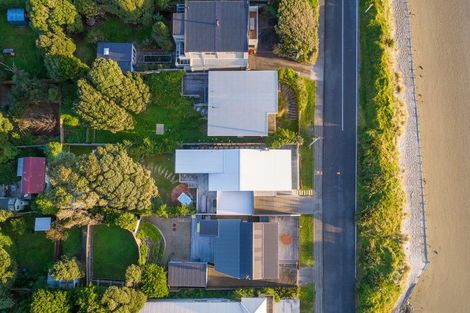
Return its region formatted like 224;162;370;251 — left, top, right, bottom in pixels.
391;0;428;310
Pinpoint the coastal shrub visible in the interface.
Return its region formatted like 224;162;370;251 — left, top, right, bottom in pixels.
356;1;408;313
274;0;319;63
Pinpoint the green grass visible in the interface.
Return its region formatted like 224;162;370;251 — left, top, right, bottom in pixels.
141;153;177;205
278;68;316;189
92;225;138;280
2;215;54;282
356;1;407;312
62;227;81;259
63;71;207;145
300;284;315;313
137;221;164;264
300;215;314;267
0;9;45;78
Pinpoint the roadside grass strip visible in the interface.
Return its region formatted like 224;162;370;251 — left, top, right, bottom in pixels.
300;215;314;267
300;284;315;313
357;1;408;312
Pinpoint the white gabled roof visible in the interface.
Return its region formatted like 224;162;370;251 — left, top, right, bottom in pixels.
175;149;292;192
140;298;267;313
208;71;278;137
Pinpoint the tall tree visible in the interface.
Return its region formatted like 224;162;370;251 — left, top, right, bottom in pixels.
75;58;150;132
75;285;105;313
27;0;80;33
50;257;84;281
37;28;77;56
100;286;146;313
151;21;173;50
104;0;154;25
44;54;89;81
30;289;71;313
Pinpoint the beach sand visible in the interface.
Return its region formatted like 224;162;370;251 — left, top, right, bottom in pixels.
408;0;470;312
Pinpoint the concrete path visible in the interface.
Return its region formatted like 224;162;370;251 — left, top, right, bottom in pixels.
300;267;315;286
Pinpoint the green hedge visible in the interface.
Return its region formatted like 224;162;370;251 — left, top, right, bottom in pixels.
356;1;408;313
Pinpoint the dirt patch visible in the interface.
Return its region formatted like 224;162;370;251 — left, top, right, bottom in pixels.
18;102;60;137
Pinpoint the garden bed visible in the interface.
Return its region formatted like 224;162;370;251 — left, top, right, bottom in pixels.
92;225;138;280
136;221;165;265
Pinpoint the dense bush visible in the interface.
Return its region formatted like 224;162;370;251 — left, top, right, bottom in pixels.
74;0;102;19
265;128;304;148
140;264;168;298
155;203;196;218
274;0;319;63
101;286;146;313
151;21;173;50
104;0;155;25
356;1;408;313
30;289;71;313
75;58;150;133
27;0;80;33
50;256;84;281
44;142;63;161
61;114;80;127
125;264;142;287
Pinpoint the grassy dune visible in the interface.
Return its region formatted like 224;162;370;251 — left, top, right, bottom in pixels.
356;0;408;312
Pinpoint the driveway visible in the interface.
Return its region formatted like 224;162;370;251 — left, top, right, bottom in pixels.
144;216;192;265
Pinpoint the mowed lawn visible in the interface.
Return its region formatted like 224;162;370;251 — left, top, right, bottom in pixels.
300;215;314;267
2;215;54;277
0;9;45;78
62;227;82;259
93;225;138;280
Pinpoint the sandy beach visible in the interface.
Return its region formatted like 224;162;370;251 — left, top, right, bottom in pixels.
408;0;470;312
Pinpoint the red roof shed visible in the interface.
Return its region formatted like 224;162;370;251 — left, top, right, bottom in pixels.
19;157;46;194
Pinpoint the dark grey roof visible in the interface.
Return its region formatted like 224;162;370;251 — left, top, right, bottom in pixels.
185;0;248;52
199;220;219;236
214;219;241;278
214;220;279;280
168;261;208;287
96;42;134;72
0;198;11;210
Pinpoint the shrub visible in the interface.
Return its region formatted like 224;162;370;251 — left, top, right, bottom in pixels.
30;289;71;313
140;264;168;298
61;114;80;127
50;256;84;281
104;0;155;25
151;21;173;50
274;0;319;63
265;128;304;148
101;286;146;313
74;0;102;18
125;264;142;287
44;142;63;161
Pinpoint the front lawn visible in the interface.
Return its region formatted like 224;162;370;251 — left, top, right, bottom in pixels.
300;284;315;313
2;215;54;285
62;227;81;259
300;215;314;267
0;9;45;78
92;225;138;280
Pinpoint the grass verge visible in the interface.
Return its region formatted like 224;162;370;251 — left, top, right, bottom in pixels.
92;225;138;280
278;68;316;189
300;284;315;313
300;215;314;267
357;1;408;312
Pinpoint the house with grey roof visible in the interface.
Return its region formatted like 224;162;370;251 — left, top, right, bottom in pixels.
172;0;258;71
168;261;208;288
96;42;136;72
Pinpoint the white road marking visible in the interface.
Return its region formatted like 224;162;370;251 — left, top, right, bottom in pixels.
341;0;345;131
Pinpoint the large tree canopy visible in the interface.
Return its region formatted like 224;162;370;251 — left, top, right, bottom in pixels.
27;0;81;33
274;0;318;63
104;0;154;25
100;286;147;313
50;257;84;281
140;264;168;298
30;289;71;313
48;145;158;213
75;58;150;133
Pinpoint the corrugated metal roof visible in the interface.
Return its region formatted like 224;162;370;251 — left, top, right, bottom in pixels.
96;42;134;72
34;217;51;232
214;219;241;278
175;150;225;174
208;71;278;137
141;298;267;313
168;261;208;287
20;157;46;194
261;222;279;279
185;0;249;52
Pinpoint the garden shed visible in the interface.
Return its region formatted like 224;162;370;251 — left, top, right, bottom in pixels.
6;8;26;26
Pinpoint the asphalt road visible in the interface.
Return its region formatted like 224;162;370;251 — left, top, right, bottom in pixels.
322;0;358;312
